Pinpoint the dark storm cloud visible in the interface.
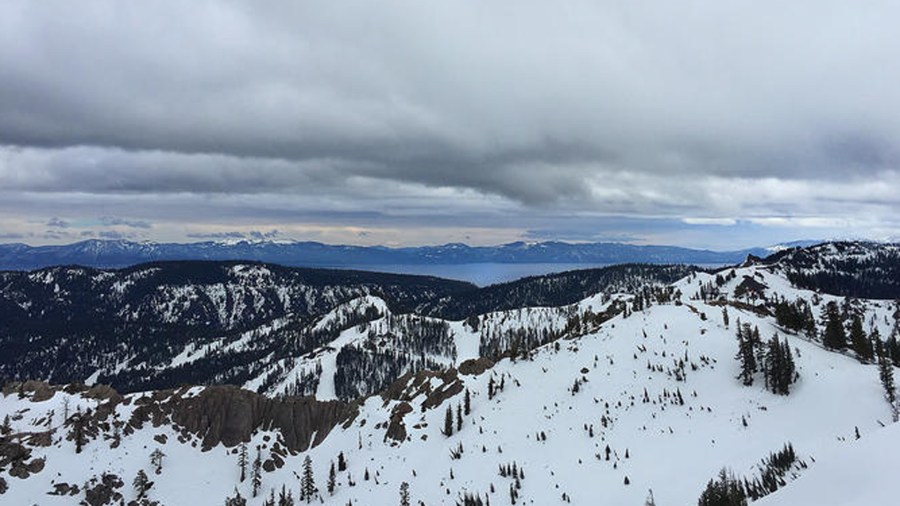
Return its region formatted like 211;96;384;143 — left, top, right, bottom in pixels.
0;0;898;246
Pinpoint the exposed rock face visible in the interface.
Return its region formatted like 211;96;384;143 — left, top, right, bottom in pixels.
82;473;124;506
381;368;465;412
48;482;80;496
458;357;494;376
1;380;56;402
127;386;358;452
0;439;44;479
384;402;413;443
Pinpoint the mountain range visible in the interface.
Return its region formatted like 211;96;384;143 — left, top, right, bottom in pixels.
0;239;822;272
0;241;898;505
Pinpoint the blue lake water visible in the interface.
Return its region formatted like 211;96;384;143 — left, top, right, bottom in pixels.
333;263;614;286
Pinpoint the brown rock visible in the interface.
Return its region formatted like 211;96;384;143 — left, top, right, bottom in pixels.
384;402;413;443
458;358;494;376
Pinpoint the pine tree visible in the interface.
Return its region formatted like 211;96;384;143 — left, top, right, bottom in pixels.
300;455;317;503
464;388;471;415
238;442;248;482
0;415;10;436
133;469;151;500
456;403;463;432
71;407;86;454
251;446;263;497
822;302;846;350
762;335;797;395
225;487;248;506
443;405;454;437
337;451;347;471
327;461;336;495
399;481;411;506
735;324;757;386
697;468;747;506
849;315;873;361
278;484;295;506
488;377;495;400
879;356;896;415
150;448;165;475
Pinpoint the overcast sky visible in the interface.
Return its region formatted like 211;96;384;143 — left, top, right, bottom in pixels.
1;1;898;249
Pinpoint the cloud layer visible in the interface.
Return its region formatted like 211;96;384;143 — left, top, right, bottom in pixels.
0;1;898;247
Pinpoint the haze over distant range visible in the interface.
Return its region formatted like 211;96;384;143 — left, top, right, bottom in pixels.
1;1;898;249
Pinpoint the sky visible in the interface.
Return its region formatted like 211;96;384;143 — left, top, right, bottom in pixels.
0;1;898;250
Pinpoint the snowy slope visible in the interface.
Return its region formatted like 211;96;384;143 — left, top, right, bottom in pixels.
757;422;900;506
1;273;897;505
1;247;899;505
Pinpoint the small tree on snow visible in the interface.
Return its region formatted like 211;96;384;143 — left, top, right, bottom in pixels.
327;461;336;495
133;469;152;499
399;481;410;506
251;446;263;497
150;448;165;475
879;356;897;420
443;405;454;437
300;455;318;503
225;488;248;506
238;442;248;482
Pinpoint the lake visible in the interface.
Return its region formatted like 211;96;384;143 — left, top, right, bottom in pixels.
332;263;614;286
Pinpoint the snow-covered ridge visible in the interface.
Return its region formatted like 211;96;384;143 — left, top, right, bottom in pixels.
1;242;899;504
2;261;898;504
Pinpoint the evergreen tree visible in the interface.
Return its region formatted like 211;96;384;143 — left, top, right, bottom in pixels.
278;484;295;506
400;481;411;506
225;488;248;506
133;469;151;500
879;356;896;408
327;461;336;495
822;302;846;350
762;335;797;395
735;324;757;386
238;442;248;482
849;315;873;361
300;455;318;503
443;405;454;437
150;448;165;475
456;403;463;432
0;415;10;436
251;446;263;497
697;468;747;506
464;388;471;415
337;451;347;472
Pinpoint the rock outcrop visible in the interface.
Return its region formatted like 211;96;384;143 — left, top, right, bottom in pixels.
127;385;358;452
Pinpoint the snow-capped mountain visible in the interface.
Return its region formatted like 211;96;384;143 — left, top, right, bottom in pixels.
0;241;899;505
0;239;785;271
0;261;691;395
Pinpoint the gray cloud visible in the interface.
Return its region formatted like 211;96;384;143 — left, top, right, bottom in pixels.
46;217;69;228
0;1;898;247
98;216;152;229
186;231;248;240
